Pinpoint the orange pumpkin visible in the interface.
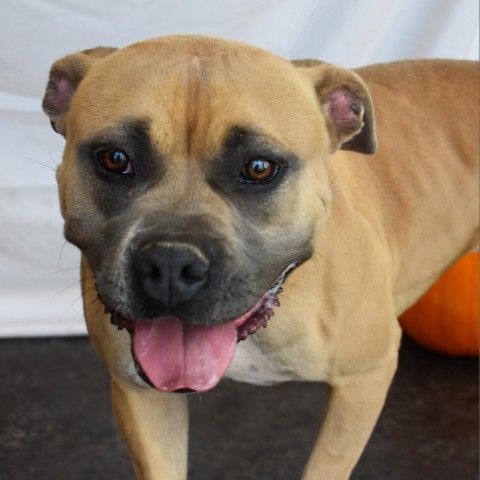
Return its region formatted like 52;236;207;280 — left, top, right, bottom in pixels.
399;253;479;356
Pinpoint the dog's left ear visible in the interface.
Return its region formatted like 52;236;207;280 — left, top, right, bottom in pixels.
293;59;377;154
43;47;117;136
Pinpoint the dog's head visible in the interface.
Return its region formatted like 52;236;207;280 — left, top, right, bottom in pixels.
43;36;376;391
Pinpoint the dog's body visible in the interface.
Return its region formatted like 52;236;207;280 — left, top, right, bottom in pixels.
43;36;479;479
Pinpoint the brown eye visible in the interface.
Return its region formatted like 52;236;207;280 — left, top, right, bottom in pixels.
98;148;133;175
241;158;279;184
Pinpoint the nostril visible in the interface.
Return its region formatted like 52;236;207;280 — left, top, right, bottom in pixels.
181;262;209;284
135;254;160;279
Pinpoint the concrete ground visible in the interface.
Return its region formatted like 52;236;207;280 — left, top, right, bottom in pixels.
0;335;478;480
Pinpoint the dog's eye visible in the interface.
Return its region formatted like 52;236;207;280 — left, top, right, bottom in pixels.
97;148;133;175
241;158;279;184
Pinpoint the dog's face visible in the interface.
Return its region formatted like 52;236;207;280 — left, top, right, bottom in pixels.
44;36;375;391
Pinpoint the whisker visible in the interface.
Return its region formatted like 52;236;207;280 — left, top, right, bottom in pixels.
330;186;363;194
57;240;72;272
83;296;101;316
63;279;99;319
48;266;81;275
47;148;61;169
80;283;97;301
328;167;344;190
51;279;82;301
311;254;322;278
20;154;57;172
313;249;337;270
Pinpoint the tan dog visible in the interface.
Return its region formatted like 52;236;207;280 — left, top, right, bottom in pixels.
42;36;479;479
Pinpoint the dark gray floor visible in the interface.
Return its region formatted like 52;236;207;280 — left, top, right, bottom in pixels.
0;335;478;480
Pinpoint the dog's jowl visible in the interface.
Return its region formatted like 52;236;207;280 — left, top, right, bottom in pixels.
43;36;479;479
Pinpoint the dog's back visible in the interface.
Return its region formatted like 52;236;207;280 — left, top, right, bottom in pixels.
326;60;479;314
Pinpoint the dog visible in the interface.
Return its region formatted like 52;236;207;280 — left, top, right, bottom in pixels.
42;35;479;479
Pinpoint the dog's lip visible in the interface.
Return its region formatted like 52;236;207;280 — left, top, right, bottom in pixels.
102;261;297;341
233;263;295;341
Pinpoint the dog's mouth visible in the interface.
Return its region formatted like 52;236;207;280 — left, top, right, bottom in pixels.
98;262;297;393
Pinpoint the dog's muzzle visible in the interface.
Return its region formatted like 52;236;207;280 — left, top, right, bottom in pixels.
98;259;298;393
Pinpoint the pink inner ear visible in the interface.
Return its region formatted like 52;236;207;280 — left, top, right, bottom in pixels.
327;88;362;135
46;77;75;115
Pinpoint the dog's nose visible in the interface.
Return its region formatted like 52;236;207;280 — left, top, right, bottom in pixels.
133;242;210;309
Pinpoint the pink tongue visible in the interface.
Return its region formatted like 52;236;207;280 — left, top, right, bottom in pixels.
133;317;238;392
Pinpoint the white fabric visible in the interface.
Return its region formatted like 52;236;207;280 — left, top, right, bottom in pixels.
1;0;478;336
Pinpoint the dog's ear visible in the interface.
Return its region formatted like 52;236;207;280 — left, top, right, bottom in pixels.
293;59;377;154
42;47;117;136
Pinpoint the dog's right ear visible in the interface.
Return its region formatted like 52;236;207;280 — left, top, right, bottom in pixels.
42;47;117;136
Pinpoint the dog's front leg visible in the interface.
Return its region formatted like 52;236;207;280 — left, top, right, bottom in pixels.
302;357;398;480
112;379;189;480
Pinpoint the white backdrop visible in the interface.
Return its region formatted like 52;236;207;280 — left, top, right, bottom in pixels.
0;0;478;336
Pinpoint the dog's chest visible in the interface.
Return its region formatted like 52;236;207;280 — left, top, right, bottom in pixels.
225;336;298;385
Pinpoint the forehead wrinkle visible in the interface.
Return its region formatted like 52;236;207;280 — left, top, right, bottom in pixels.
185;56;204;156
181;55;232;163
143;58;199;160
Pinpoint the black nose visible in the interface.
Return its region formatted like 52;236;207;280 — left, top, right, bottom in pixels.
133;242;210;309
